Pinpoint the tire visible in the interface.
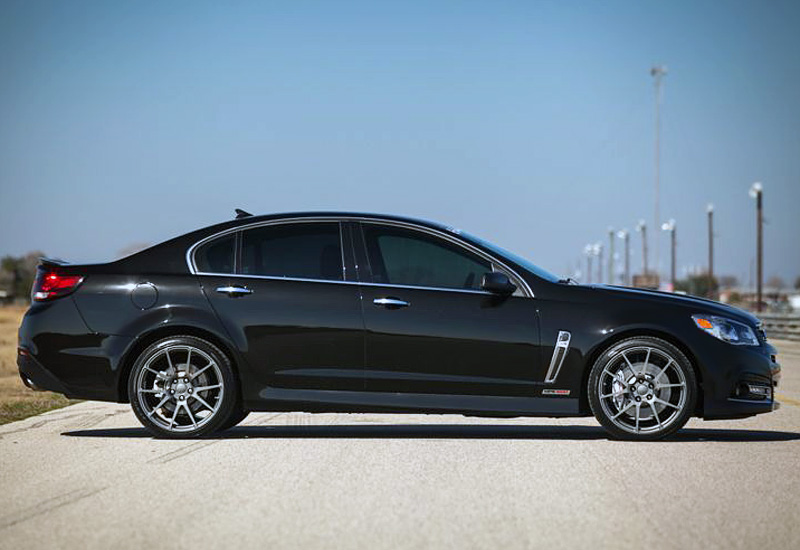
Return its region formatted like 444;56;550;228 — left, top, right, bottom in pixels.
219;407;250;431
128;335;239;438
588;336;697;441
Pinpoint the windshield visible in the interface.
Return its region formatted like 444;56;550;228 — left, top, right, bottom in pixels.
457;231;561;283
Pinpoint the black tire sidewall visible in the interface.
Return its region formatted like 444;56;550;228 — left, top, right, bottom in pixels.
128;335;239;438
588;336;697;441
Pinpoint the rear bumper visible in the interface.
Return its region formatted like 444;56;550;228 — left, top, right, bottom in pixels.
18;350;73;396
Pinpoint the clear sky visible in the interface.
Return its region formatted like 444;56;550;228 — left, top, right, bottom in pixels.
1;0;798;286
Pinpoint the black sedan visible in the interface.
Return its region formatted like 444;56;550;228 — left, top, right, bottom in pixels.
17;211;780;440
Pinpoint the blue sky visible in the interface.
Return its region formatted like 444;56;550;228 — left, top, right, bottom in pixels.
1;0;798;285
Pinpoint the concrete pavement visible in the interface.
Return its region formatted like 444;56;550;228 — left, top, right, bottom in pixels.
1;341;799;550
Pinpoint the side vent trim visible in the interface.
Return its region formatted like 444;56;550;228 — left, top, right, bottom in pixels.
544;331;571;383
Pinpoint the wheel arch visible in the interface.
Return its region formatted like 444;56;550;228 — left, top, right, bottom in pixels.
116;325;243;404
577;328;704;416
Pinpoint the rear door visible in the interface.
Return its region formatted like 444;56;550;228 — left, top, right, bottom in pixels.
354;221;542;397
196;220;364;392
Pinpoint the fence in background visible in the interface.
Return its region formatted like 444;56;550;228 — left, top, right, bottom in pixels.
760;314;800;342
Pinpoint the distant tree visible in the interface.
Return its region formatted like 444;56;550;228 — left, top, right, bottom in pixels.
675;274;718;299
767;275;785;290
0;251;45;300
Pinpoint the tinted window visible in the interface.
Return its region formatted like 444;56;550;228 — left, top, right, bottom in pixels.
362;224;491;290
241;223;343;281
195;234;235;273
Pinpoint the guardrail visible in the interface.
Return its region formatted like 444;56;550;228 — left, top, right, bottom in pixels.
759;314;800;342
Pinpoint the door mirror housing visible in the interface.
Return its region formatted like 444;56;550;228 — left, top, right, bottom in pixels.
481;272;517;295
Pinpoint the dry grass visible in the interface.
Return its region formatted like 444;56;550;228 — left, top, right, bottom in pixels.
0;305;76;424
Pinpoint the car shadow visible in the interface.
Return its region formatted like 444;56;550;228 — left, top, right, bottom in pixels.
62;424;800;442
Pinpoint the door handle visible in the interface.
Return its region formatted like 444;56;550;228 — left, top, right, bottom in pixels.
373;297;410;309
216;285;254;297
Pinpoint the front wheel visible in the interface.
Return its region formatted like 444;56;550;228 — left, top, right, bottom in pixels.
588;337;697;441
128;335;239;438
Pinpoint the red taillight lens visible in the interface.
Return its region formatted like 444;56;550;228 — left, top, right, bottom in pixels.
32;270;84;301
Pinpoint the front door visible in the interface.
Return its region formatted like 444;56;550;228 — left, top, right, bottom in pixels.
355;222;542;397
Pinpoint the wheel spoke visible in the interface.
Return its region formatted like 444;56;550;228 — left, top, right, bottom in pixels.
144;366;165;378
600;391;625;399
635;403;641;433
165;349;175;372
650;402;663;430
621;351;635;373
138;388;163;394
191;393;215;411
184;402;198;429
191;362;213;380
611;400;635;420
146;395;170;417
654;359;675;381
168;403;179;428
653;396;680;410
194;384;222;392
656;382;685;389
641;348;651;376
185;347;192;369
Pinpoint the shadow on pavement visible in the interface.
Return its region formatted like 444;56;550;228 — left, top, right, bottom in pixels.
62;424;800;442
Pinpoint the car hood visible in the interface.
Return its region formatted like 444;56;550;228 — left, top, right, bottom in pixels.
592;285;761;326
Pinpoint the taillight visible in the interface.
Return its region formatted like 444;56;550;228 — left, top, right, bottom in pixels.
32;270;84;301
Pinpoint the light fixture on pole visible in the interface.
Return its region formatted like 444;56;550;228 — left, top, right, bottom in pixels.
617;229;630;286
661;219;676;290
749;182;763;312
636;219;648;275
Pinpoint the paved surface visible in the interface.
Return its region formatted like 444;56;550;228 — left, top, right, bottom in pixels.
1;342;799;550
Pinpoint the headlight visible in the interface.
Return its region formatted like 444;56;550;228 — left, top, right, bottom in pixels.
692;315;759;346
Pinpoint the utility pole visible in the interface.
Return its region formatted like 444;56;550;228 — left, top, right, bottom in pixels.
608;227;615;285
661;219;676;290
636;219;648;275
596;243;603;284
618;229;630;285
651;65;667;280
749;183;763;312
584;245;593;284
707;203;714;297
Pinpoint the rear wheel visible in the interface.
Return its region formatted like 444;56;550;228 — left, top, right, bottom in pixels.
588;337;697;441
128;335;238;438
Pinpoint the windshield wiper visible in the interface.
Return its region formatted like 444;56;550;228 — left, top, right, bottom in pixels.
558;277;578;285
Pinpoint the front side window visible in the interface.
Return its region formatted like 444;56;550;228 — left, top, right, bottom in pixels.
195;234;235;274
362;224;491;290
241;222;343;281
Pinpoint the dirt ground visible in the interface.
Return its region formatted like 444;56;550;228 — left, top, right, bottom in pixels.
0;305;75;424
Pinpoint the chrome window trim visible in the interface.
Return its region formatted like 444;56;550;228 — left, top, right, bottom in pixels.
193;271;496;296
186;215;533;298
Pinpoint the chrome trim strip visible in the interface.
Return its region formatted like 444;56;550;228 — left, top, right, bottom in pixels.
185;215;533;298
193;271;496;296
544;331;571;383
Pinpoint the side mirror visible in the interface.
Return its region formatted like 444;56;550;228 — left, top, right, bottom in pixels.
481;272;517;295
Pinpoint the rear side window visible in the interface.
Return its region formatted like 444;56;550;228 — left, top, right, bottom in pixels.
241;223;343;281
362;224;490;290
195;234;235;274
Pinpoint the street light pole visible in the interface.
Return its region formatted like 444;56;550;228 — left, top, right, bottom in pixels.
618;229;630;285
636;219;648;276
749;183;763;312
661;219;676;290
651;65;667;279
584;244;593;285
596;243;603;284
707;203;714;297
608;227;615;285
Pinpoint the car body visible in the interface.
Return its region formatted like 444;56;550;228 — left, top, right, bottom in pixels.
17;211;781;439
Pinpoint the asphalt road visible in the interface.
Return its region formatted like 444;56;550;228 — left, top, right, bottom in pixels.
2;342;799;550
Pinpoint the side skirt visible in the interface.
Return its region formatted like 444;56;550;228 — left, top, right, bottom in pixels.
247;387;581;417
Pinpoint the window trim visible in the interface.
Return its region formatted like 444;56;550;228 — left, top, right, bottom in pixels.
185;216;533;297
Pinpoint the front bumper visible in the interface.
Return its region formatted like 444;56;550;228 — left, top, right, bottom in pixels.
699;339;781;420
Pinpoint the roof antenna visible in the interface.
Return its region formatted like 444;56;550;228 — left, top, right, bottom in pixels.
235;208;253;219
